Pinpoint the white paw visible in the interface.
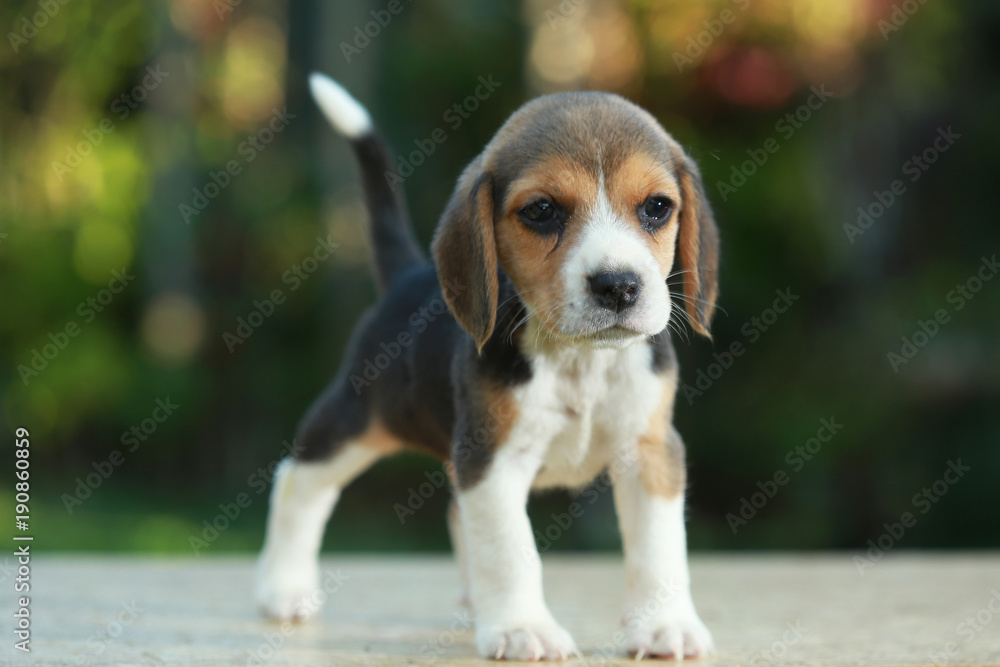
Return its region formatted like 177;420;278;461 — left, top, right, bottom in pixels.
624;608;714;660
477;619;579;661
254;555;322;621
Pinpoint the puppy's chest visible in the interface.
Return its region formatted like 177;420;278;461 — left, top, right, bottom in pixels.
517;345;662;489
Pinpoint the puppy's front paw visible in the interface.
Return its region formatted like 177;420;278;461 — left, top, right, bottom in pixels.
477;619;579;661
254;556;321;622
624;608;714;660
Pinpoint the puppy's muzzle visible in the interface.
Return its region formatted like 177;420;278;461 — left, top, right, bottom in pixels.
588;270;642;313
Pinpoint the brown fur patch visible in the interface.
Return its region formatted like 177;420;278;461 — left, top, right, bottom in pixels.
637;369;686;498
452;377;520;489
675;152;720;337
359;418;408;455
493;145;686;340
604;150;683;273
432;158;499;352
494;156;598;333
481;381;518;452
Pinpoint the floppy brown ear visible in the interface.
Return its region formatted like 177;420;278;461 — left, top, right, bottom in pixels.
431;158;499;353
677;154;720;337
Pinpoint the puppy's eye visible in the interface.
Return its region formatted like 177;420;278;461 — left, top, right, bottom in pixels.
518;199;561;234
638;195;674;232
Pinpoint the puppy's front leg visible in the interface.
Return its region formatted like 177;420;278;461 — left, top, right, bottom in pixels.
612;426;713;659
458;443;578;660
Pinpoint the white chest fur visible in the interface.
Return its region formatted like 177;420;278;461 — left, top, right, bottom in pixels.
510;335;665;490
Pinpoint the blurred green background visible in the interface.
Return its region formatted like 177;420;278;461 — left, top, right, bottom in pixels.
1;0;997;555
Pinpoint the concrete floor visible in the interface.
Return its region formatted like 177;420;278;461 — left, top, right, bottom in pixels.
2;553;999;666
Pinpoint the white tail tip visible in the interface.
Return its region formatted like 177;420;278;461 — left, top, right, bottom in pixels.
308;73;372;139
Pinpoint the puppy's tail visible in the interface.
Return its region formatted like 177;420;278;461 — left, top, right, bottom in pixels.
308;73;425;289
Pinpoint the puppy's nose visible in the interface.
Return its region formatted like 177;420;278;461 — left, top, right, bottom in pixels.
588;270;641;312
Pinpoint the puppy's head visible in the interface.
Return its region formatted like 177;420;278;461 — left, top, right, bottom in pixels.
433;92;719;352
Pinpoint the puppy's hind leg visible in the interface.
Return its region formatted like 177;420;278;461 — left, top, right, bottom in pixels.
255;384;398;621
447;499;471;610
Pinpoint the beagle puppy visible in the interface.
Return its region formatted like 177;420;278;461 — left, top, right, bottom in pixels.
255;72;719;661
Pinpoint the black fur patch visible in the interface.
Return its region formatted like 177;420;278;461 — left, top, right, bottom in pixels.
295;265;533;482
648;329;678;375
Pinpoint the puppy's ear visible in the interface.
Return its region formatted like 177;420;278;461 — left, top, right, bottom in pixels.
432;159;499;353
677;154;720;337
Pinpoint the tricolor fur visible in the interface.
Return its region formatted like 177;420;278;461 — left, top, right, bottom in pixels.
256;73;720;661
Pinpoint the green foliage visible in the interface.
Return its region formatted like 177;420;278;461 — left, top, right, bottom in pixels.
1;0;997;552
